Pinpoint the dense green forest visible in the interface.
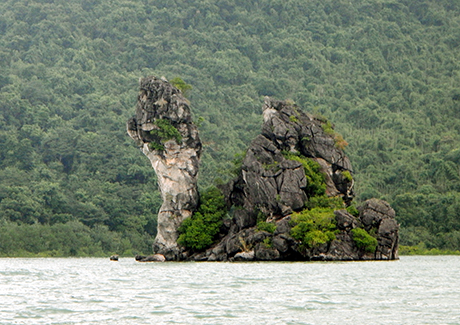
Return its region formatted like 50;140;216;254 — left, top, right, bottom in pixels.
1;0;460;256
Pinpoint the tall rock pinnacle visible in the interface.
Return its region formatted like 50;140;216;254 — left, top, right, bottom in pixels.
127;76;201;260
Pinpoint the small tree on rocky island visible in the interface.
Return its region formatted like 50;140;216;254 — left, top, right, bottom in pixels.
170;77;192;98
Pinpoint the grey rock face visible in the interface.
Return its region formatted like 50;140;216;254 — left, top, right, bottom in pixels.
127;77;201;260
255;243;281;260
224;97;354;223
359;199;399;260
335;209;359;231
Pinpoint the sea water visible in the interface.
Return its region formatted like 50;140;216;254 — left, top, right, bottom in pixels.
0;256;459;324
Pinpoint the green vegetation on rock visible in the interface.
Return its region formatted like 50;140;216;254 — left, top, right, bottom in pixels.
149;119;183;151
290;208;338;249
283;151;346;251
306;196;345;210
320;120;348;150
257;221;277;234
342;170;353;182
351;228;378;253
282;152;326;197
346;203;360;217
177;187;226;251
170;77;192;98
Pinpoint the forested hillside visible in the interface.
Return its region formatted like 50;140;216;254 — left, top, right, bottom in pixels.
1;0;460;256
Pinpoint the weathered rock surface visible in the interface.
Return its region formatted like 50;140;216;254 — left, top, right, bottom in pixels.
127;77;201;260
221;97;354;224
360;199;399;260
188;198;398;262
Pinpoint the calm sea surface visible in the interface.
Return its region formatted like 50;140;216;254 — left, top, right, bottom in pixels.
0;256;459;324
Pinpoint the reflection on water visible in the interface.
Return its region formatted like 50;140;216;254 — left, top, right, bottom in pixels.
0;256;459;324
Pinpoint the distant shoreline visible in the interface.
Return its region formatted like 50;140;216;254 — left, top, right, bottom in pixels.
399;246;460;256
2;249;460;258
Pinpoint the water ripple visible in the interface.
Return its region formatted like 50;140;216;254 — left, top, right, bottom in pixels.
0;256;460;324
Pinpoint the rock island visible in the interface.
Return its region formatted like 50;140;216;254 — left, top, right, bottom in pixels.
127;76;399;262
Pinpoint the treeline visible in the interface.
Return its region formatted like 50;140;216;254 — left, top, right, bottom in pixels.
0;220;152;257
1;0;460;255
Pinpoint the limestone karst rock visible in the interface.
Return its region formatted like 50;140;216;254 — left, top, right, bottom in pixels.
127;76;201;260
360;198;399;260
221;97;354;225
201;97;399;262
127;78;398;261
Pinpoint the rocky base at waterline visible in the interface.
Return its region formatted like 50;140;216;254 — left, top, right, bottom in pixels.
186;198;398;262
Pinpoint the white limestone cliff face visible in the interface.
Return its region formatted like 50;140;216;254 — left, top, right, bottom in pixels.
127;76;201;260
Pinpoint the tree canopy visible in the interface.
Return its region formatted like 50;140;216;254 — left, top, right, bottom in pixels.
1;0;460;255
